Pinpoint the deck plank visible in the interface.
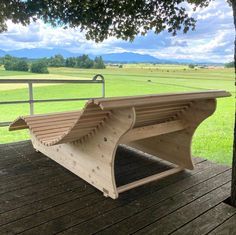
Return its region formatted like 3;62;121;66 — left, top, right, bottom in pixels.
172;202;236;235
15;162;228;234
53;168;231;235
208;213;236;235
0;141;234;235
134;183;234;235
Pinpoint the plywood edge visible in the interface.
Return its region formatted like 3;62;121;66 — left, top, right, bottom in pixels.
9;117;28;131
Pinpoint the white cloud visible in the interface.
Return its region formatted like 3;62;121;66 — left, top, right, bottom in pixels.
0;0;234;62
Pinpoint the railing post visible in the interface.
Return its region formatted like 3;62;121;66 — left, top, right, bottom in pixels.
102;79;105;98
93;74;105;98
28;82;34;115
231;113;236;207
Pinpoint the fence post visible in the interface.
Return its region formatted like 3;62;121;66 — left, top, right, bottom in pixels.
28;82;34;115
102;79;105;98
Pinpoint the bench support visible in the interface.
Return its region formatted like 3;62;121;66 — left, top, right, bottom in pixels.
117;167;183;193
121;99;217;170
31;99;217;199
31;108;135;199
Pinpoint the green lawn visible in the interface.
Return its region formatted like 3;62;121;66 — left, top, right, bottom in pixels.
0;65;234;165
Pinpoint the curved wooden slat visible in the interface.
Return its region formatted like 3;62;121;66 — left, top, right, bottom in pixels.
93;90;230;110
9;103;110;146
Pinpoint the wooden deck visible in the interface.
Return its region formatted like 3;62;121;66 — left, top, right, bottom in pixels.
0;141;235;235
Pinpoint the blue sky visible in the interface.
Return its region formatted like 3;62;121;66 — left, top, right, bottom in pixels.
0;0;234;62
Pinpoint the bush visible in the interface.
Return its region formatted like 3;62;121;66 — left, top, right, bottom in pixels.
4;61;14;71
31;61;49;73
64;54;105;69
49;54;65;67
188;64;195;69
225;61;234;68
15;60;29;71
4;59;29;71
76;54;94;68
93;56;106;69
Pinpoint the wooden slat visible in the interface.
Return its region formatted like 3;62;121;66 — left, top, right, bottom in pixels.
10;110;108;130
31;124;74;132
117;167;183;193
29;120;77;130
134;118;178;128
94;90;230;110
134;102;192;111
34;127;70;135
23;117;78;127
136;110;185;119
24;109;82;117
121;120;185;143
24;110;82;121
135;106;189;115
135;114;179;124
37;131;67;139
94;90;229;103
30;115;106;131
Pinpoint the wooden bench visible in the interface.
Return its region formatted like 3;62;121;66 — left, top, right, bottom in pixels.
9;90;231;199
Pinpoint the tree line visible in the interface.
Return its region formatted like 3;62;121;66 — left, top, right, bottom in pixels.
225;61;234;68
1;55;49;73
0;54;106;73
48;54;105;69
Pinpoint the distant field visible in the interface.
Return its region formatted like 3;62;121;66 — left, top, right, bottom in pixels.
0;64;234;165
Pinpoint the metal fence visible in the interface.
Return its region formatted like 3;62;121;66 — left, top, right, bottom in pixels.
0;74;105;127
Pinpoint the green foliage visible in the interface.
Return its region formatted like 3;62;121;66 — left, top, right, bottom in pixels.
49;54;65;67
16;60;29;71
188;64;195;69
30;60;49;74
3;55;29;71
64;54;106;69
0;0;216;42
93;56;106;69
76;55;94;68
65;57;77;67
225;61;235;68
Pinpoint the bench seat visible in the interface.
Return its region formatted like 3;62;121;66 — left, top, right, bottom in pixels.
10;90;231;199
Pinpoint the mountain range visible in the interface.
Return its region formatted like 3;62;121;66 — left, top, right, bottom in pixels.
0;48;222;65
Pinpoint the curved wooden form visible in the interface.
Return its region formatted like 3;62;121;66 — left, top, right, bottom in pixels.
9;90;231;199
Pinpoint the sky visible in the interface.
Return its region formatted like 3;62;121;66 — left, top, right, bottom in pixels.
0;0;234;63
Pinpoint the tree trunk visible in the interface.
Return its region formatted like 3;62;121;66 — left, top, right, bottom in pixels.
230;0;236;207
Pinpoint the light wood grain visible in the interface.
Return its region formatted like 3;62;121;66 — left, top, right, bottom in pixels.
9;90;230;198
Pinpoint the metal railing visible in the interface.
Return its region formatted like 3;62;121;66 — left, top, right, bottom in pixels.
0;74;105;127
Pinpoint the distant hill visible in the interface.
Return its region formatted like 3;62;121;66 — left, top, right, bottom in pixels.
0;48;223;65
100;52;164;63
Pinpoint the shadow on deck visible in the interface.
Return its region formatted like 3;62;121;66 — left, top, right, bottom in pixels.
0;141;236;235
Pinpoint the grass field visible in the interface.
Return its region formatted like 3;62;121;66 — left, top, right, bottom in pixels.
0;64;234;165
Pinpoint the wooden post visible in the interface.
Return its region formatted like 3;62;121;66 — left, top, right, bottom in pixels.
28;82;34;115
230;0;236;207
231;118;236;206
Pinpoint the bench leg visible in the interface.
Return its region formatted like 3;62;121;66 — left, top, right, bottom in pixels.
124;99;217;170
30;108;135;199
